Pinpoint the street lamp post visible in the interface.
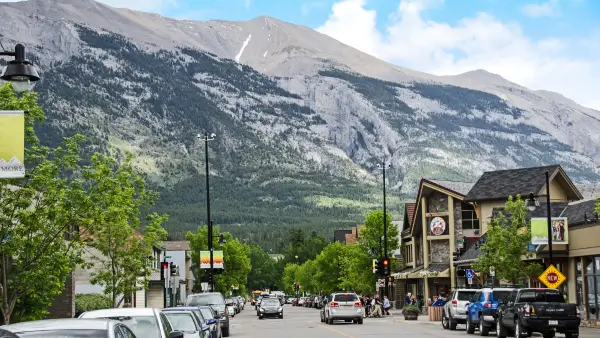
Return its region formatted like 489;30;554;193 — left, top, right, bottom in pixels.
0;43;40;92
376;162;391;298
198;132;216;291
524;170;553;266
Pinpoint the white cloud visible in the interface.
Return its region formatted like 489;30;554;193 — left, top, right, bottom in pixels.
521;0;560;18
316;0;600;110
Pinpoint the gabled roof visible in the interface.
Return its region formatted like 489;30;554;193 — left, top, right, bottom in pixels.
560;199;599;226
410;178;474;235
464;165;583;202
162;240;191;251
403;202;416;230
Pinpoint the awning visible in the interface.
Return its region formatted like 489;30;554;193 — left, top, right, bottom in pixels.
419;263;450;278
393;265;423;279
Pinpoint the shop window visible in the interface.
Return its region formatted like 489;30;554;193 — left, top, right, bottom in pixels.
585;256;600;320
461;203;480;230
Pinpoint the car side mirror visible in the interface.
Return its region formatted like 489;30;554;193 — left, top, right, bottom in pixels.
207;318;217;325
213;313;221;319
169;331;185;338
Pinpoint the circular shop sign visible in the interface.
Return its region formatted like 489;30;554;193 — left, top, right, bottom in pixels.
430;217;446;236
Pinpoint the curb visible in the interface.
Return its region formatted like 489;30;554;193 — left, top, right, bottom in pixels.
395;319;440;326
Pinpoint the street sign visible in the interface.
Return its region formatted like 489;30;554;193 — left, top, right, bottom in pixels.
377;279;384;287
490;266;496;277
538;264;566;289
468;278;473;284
165;256;171;259
465;269;474;279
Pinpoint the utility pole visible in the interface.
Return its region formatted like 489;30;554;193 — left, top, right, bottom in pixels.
377;161;391;298
545;170;553;266
199;132;216;291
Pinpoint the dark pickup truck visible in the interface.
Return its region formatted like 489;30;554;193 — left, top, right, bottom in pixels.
496;288;580;338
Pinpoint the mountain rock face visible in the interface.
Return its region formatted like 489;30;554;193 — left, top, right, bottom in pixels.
1;0;599;242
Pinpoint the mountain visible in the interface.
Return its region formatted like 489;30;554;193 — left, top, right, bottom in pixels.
1;0;599;247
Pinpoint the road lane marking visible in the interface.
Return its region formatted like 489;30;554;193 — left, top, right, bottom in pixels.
318;324;356;338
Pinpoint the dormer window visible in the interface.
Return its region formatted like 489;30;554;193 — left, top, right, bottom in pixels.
461;202;479;230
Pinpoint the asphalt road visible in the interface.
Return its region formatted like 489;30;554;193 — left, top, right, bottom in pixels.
228;304;599;338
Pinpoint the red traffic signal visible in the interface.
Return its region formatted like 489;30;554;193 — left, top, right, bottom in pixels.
161;262;169;280
383;259;389;265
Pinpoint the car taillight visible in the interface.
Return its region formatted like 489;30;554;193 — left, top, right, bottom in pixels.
451;300;457;305
354;301;362;307
523;303;535;316
330;302;339;308
484;303;491;308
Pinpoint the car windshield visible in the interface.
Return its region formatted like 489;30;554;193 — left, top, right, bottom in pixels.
164;313;197;332
15;330;107;337
333;294;358;302
187;294;224;306
261;299;280;306
457;291;477;301
520;290;565;303
101;316;160;338
225;298;234;305
200;308;214;319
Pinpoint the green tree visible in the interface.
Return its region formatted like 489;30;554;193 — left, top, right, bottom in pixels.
187;225;251;294
296;259;318;294
340;245;376;295
313;242;347;294
281;263;299;294
83;153;167;306
473;196;543;284
0;84;87;324
358;209;399;258
247;245;278;291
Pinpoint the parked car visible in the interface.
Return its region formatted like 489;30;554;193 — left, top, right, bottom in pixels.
224;298;236;318
321;292;363;325
464;288;515;335
496;288;580;338
0;318;139;338
198;305;223;338
162;310;211;338
186;292;231;337
442;288;480;330
163;307;215;338
78;307;183;338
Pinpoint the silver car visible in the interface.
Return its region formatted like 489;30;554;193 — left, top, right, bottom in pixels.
186;292;231;337
322;292;363;325
0;318;137;338
442;288;480;330
79;307;183;338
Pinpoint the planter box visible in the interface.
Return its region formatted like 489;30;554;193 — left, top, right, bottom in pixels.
404;313;419;320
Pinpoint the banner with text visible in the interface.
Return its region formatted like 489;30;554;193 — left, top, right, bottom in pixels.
0;111;25;179
200;250;224;269
531;217;568;245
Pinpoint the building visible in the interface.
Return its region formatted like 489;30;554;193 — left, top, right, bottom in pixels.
162;240;194;304
73;243;167;308
393;178;475;306
333;225;362;245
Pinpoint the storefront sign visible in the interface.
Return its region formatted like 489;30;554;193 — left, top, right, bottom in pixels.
0;110;25;179
531;217;568;245
430;217;446;236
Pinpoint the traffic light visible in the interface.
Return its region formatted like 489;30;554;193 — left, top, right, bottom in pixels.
387;276;394;283
161;262;169;280
373;259;379;274
170;262;177;276
382;257;390;276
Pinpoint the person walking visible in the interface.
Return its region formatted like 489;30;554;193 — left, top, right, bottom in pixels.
383;296;391;316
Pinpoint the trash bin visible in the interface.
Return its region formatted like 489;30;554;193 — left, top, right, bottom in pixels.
429;306;443;321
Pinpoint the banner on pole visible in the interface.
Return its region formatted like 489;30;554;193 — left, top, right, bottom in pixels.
200;250;224;269
531;217;568;245
0;110;25;179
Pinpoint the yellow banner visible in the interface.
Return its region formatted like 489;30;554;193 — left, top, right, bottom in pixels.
0;111;25;179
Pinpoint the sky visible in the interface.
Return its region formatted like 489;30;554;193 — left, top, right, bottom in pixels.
4;0;599;110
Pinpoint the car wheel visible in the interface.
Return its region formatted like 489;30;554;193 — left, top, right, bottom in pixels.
449;314;457;330
496;318;507;338
442;311;449;330
514;320;524;338
480;318;489;336
466;316;475;334
358;317;363;325
222;327;230;338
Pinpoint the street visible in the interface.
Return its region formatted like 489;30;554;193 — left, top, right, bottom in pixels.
229;305;599;338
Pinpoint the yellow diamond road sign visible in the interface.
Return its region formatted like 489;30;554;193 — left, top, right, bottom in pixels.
538;264;566;289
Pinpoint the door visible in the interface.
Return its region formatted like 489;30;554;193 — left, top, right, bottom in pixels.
502;291;517;328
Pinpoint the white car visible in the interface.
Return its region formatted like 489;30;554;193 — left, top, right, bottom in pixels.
79;307;183;338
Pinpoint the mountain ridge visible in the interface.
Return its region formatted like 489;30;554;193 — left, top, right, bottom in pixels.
1;0;600;244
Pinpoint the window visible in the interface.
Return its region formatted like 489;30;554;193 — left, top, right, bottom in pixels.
461;203;479;230
585;256;600;320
